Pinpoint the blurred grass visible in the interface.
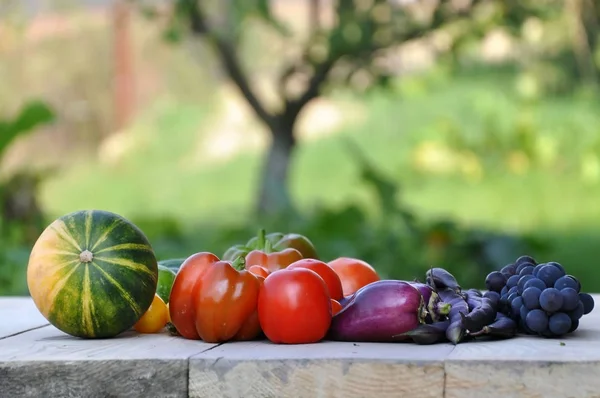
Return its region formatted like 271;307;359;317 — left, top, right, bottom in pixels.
33;66;600;292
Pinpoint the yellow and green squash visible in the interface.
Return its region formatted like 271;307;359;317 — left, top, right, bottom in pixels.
27;210;158;338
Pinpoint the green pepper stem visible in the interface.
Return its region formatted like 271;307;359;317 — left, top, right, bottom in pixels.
264;239;273;254
231;255;246;271
257;228;266;251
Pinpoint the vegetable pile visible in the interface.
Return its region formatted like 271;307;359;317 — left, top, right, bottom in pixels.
141;233;598;344
27;210;596;345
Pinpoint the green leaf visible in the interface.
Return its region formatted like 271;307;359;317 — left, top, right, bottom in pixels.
0;101;55;157
327;0;388;58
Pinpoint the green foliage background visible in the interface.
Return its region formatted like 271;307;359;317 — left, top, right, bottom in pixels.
1;0;600;295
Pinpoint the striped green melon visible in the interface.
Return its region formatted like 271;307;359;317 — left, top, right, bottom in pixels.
27;210;158;338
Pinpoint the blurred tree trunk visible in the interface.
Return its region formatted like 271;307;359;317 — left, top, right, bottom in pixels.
186;3;331;217
253;0;324;216
258;119;296;216
566;0;598;88
309;0;321;31
582;0;599;75
176;0;471;217
112;0;136;133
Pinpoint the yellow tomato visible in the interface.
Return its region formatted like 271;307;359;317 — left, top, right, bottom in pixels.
134;294;169;333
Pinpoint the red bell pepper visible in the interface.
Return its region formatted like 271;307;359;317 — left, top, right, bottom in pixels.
193;256;263;343
245;230;303;274
168;252;220;339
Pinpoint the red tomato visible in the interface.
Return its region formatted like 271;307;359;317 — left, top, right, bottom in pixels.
328;257;380;296
287;259;344;301
258;268;331;344
169;252;220;339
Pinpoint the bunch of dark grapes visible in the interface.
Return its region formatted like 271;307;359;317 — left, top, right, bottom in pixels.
484;255;595;337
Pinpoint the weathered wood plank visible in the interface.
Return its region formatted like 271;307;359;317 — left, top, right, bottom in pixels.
189;340;453;398
0;325;218;398
4;294;600;398
0;297;48;339
445;293;600;398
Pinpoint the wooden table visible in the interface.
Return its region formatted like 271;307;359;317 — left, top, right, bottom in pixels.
1;296;599;398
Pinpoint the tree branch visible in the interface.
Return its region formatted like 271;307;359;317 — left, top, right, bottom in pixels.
285;57;337;122
567;0;598;86
283;0;487;116
185;1;275;127
309;0;321;33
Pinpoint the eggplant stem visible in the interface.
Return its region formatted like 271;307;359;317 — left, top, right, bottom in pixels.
418;295;428;324
426;291;452;322
437;302;452;315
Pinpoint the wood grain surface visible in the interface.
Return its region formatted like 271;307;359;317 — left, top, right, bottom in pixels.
0;324;218;398
1;295;599;398
445;295;600;398
188;340;453;398
0;297;48;339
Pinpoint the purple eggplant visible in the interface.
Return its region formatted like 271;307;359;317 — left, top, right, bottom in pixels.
409;281;434;304
327;280;428;342
336;281;399;309
340;280;450;323
338;295;352;307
